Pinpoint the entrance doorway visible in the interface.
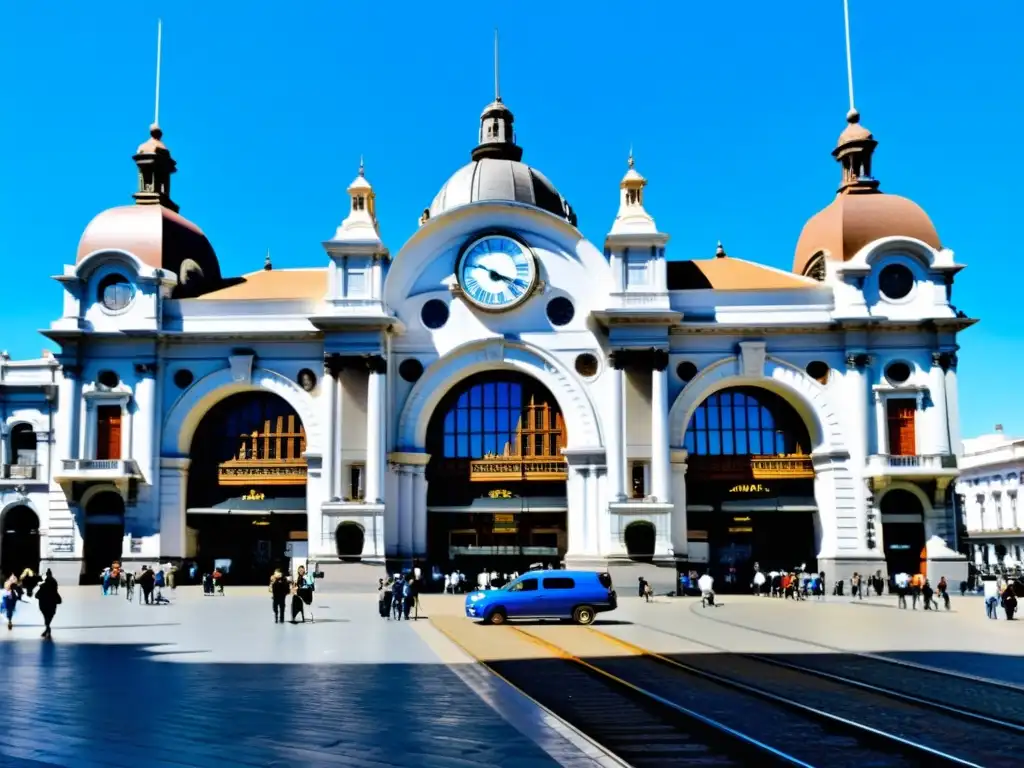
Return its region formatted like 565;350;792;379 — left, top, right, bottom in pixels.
82;492;125;584
425;372;569;572
186;392;309;584
1;505;40;579
624;521;656;563
881;489;926;579
682;387;820;591
335;522;365;561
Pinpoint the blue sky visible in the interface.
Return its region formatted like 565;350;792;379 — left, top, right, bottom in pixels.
0;1;1018;440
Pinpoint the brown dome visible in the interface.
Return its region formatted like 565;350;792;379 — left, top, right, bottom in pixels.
793;193;941;277
77;205;222;298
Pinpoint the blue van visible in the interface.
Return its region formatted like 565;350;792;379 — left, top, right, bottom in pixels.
464;570;617;625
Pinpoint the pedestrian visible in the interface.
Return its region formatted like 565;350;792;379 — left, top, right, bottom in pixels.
138;566;155;605
392;575;405;620
20;568;40;598
936;576;951;610
753;570;766;596
101;567;111;596
982;575;1000;619
2;574;21;630
817;571;827;599
1002;583;1018;621
110;562;120;595
35;569;61;639
922;579;934;610
894;571;909;609
293;565;314;623
269;569;290;624
402;577;416;620
910;572;924;609
851;572;860;599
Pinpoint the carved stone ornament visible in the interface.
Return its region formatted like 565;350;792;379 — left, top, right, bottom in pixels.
737;341;767;378
297;368;317;392
228;354;254;384
845;352;871;369
323;353;345;378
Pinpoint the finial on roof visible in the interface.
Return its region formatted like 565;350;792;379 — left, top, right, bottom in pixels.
359;154;365;177
494;28;501;102
843;0;856;116
264;249;272;271
715;241;726;258
831;0;879;194
132;19;178;211
628;145;634;169
153;19;163;131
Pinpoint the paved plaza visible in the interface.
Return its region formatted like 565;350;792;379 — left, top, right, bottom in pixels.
5;584;1024;767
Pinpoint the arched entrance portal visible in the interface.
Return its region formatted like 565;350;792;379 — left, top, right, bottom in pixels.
82;492;124;584
186;392;308;584
335;522;365;561
425;372;568;575
624;521;656;563
683;387;817;591
1;505;40;579
880;489;926;579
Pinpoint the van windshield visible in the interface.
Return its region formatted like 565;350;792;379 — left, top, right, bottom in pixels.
504;577;538;592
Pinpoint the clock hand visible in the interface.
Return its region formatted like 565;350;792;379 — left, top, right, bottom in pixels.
488;269;514;284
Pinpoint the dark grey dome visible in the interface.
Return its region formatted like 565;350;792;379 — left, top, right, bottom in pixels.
428;158;577;226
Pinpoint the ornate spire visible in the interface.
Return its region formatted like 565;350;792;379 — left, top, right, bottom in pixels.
832;0;879;194
329;159;381;243
609;150;658;236
264;249;272;271
715;240;727;258
471;29;523;162
133;20;178;211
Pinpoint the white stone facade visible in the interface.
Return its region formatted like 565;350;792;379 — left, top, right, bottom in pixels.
0;94;973;590
957;429;1024;571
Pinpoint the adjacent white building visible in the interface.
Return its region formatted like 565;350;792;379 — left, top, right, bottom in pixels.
0;84;973;589
957;427;1024;570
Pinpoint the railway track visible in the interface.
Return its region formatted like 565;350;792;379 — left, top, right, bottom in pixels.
588;624;1022;767
433;619;979;767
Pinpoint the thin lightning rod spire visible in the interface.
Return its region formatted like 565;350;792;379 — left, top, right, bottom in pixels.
494;28;500;101
154;19;163;126
842;0;855;114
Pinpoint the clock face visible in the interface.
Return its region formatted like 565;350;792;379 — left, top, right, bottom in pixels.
456;235;537;311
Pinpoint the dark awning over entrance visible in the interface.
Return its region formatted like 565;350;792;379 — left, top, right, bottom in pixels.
428;496;567;514
188;496;307;515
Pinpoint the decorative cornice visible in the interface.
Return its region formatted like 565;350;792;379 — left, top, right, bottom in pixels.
324;352;386;376
609;347;668;372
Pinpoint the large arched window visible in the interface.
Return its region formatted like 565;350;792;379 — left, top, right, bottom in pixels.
437;375;565;460
683;388;810;456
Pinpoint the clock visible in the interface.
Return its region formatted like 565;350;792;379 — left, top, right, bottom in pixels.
456;235;538;311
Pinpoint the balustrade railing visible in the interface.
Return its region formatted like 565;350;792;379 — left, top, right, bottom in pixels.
1;464;38;480
59;459;137;474
867;454;958;471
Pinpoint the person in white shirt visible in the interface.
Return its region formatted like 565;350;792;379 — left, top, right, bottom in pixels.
753;570;766;596
894;571;910;609
697;573;715;607
982;576;1001;619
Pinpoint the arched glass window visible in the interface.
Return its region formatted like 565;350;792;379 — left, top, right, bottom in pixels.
683;387;810;456
437;376;565;459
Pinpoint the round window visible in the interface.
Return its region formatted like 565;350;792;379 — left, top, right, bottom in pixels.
806;360;830;384
399;358;424;383
173;369;195;389
574;353;599;378
421;299;449;329
676;361;698;382
546;297;575;326
878;264;914;300
885;361;911;385
98;274;134;311
97;370;119;389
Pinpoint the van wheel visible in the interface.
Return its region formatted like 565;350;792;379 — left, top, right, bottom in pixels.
572;605;595;625
486;608;507;625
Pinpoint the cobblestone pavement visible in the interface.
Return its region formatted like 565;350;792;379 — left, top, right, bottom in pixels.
1;587;578;768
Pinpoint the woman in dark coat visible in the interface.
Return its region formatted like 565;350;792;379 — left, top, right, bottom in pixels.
35;570;61;638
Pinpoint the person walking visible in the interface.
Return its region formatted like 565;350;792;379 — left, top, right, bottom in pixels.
894;571;910;609
910;572;924;609
936;576;951;610
2;574;20;630
35;570;61;639
391;575;405;620
270;569;290;624
982;575;1000;619
922;579;935;610
1002;583;1018;620
138;566;155;605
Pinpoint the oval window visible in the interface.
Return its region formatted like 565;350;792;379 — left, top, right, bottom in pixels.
885;361;911;385
878;264;914;300
546;297;575;326
676;361;698;382
421;299;449;329
399;358;424;383
98;274;134;311
173;369;195;389
574;353;599;378
806;360;830;384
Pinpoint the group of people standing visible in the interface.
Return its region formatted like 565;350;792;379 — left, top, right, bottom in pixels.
2;568;62;637
99;561;173;605
378;573;420;620
891;572;951;611
269;566;315;624
982;575;1018;620
751;567;826;599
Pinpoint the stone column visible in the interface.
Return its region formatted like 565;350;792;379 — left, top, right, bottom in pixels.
398;466;413;558
56;365;81;464
942;353;962;455
670;449;688;560
845;353;873;553
365;355;387;504
132;363;157;484
33;430;51;485
607;353;626;502
412;465;428;560
322;356;340;501
650;356;671;504
82;398;96;460
929;353;951;456
159;457;190;558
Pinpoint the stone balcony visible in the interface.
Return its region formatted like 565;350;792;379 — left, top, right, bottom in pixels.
1;464;41;481
865;453;959;480
54;458;141;484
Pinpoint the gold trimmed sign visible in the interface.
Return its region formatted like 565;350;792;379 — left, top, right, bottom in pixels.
488;489;514;499
241;489;266;501
728;484;771;494
493;513;518;533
